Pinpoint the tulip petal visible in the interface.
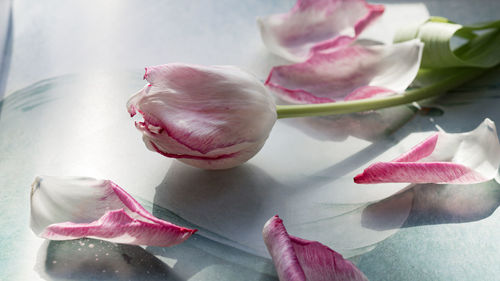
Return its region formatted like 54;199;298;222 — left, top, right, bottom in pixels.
263;215;368;281
354;119;500;184
127;64;277;169
30;176;196;246
266;39;423;104
258;0;384;61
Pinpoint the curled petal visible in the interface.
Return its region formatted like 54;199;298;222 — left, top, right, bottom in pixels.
127;64;277;169
30;176;196;246
355;119;500;184
263;215;368;281
258;0;384;61
266;39;423;104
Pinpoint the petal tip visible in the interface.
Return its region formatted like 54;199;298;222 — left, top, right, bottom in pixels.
263;214;281;231
353;173;365;184
369;3;385;13
31;176;42;191
127;105;137;117
483;118;496;130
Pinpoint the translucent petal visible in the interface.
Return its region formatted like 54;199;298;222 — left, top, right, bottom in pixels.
30;176;196;246
266;39;423;104
355;119;500;184
258;0;384;61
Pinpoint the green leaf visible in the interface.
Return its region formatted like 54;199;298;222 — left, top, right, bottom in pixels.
394;17;500;68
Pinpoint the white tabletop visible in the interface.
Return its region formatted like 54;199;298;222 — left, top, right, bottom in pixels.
1;1;500;280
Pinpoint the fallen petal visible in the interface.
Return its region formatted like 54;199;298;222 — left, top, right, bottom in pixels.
258;0;384;61
30;176;196;246
263;215;368;281
355;118;500;184
266;39;423;104
357;3;429;45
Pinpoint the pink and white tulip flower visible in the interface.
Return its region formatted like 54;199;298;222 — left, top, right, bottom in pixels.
263;215;368;281
266;39;423;104
30;176;196;246
127;64;277;170
355;119;500;184
258;0;384;62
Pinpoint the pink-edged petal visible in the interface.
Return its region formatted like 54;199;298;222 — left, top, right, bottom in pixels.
310;35;358;54
355;119;500;184
290;236;368;281
30;176;196;246
391;133;438;162
357;3;430;45
258;0;384;61
127;64;277;170
263;216;306;281
354;162;488;184
263;215;368;281
266;39;423;104
343;86;395;101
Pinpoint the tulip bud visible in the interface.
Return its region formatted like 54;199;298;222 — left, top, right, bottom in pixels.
127;63;277;170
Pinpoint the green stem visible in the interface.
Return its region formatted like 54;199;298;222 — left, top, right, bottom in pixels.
276;67;487;119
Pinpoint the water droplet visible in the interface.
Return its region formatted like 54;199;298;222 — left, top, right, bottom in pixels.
52;260;57;264
88;243;95;248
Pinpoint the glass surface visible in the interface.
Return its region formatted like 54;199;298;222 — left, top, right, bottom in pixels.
1;0;500;280
0;0;12;98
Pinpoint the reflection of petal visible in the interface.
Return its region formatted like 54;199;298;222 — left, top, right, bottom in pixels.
403;180;500;227
37;239;178;280
361;179;500;229
30;176;196;246
355;119;500;184
266;40;423;104
283;104;416;142
263;215;368;281
258;0;384;61
155;144;413;259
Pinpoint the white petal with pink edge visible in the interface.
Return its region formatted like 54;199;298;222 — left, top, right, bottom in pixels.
355;119;500;184
258;0;384;62
127;63;277;170
263;215;368;281
266;39;423;104
30;176;196;246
